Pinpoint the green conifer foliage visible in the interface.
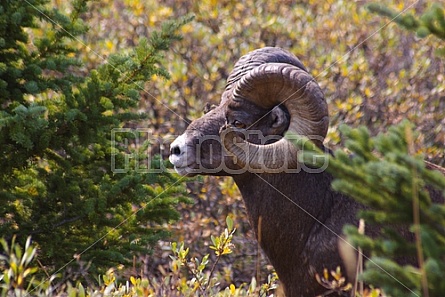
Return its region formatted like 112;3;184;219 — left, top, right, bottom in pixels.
296;122;445;296
295;4;445;295
0;0;191;275
367;3;445;56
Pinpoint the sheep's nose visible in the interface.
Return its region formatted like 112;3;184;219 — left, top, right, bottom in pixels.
170;145;181;156
169;134;186;158
169;135;187;167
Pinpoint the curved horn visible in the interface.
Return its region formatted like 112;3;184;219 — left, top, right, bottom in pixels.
222;60;328;170
226;47;307;88
220;47;307;104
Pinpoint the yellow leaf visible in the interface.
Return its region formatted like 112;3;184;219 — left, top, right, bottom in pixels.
364;87;372;97
264;16;277;27
17;275;23;286
323;268;329;280
105;40;114;51
159;7;173;18
230;283;236;294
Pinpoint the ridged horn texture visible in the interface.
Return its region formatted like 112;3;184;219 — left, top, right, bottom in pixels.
225;47;307;91
222;47;329;170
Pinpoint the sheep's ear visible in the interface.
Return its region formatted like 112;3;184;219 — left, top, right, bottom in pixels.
270;106;288;129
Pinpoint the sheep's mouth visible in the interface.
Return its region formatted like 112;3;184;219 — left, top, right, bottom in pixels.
169;153;199;176
172;165;199;177
172;166;187;176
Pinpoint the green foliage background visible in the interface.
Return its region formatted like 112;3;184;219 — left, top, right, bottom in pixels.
1;0;444;295
0;0;190;277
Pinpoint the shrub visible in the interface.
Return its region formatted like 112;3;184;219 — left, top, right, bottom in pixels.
0;217;279;296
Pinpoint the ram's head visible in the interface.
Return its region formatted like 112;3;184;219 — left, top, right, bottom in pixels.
169;47;328;175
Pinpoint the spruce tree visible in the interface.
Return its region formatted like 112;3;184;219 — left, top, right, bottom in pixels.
296;4;445;295
0;0;191;276
297;122;445;296
367;2;445;56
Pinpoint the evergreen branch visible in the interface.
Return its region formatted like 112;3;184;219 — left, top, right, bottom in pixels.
120;15;194;85
406;126;429;297
52;215;83;228
367;3;445;55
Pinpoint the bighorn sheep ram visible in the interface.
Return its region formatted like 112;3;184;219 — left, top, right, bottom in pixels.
169;47;444;296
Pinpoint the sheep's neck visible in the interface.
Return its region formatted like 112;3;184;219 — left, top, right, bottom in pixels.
233;171;332;254
232;171;336;296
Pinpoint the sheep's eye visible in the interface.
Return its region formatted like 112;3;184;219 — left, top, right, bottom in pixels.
233;120;246;129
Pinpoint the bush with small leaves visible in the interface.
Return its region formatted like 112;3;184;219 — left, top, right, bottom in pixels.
367;2;445;55
0;217;279;296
